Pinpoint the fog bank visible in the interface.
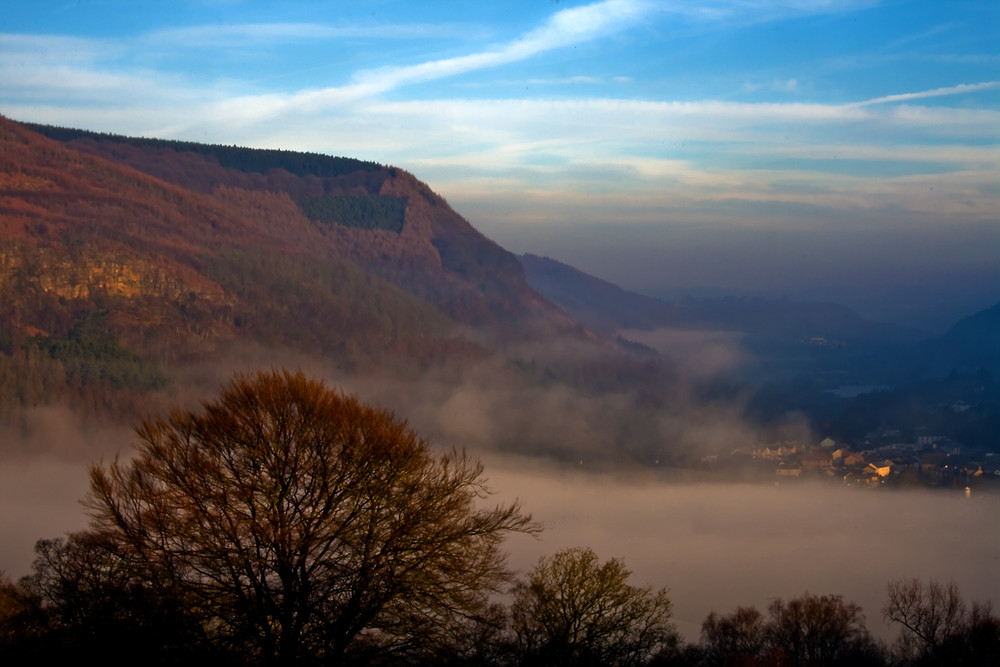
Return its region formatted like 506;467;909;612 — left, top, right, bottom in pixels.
482;456;1000;642
3;403;996;648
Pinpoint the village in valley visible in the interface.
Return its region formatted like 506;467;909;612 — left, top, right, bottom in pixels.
697;430;999;491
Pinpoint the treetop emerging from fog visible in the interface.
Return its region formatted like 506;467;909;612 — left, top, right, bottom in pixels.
85;368;538;664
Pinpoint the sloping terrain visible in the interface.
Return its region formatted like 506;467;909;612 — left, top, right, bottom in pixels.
520;253;916;345
1;118;662;442
26;123;585;339
2;117;996;466
2;117;490;417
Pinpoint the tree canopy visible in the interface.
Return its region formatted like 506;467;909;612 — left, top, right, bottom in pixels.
85;368;536;665
883;577;1000;665
509;547;675;667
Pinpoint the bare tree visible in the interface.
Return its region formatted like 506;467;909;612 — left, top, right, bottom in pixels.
701;606;768;666
766;592;877;667
882;578;966;654
509;547;675;667
0;571;47;663
86;369;536;665
883;577;999;664
15;532;207;663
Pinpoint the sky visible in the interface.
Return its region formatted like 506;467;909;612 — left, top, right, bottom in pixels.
2;0;998;329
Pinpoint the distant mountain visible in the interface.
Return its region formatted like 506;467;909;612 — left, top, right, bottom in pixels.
518;253;685;334
23;122;583;338
932;301;1000;373
0;118;664;436
943;301;1000;344
520;253;915;345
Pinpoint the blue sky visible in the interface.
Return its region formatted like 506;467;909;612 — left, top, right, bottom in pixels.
2;0;998;327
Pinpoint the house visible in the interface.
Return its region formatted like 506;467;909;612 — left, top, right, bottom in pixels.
776;461;802;477
843;452;866;467
756;442;800;460
868;461;892;478
801;449;833;470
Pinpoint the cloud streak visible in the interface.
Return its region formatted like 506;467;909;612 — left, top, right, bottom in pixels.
854;80;1000;107
145;21;476;48
278;0;652;106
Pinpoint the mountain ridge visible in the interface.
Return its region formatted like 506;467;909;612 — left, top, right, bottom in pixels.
519;253;918;344
0;117;652;435
24;120;587;338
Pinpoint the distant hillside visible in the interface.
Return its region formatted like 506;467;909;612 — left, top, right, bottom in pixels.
931;301;1000;373
3;117;995;464
519;253;684;333
26;122;588;338
520;253;914;344
944;302;1000;344
1;116;490;417
1;118;672;443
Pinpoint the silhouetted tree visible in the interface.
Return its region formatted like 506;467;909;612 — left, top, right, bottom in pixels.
883;577;1000;665
766;592;882;667
509;547;675;667
86;368;536;665
883;578;966;660
701;606;769;666
15;532;210;665
0;571;47;663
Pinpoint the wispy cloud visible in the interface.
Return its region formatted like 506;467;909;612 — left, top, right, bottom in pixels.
145;21;480;48
649;0;884;25
854;81;1000;106
342;0;649;96
148;0;656;125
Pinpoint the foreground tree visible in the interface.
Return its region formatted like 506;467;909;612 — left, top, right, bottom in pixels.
86;369;536;665
700;593;884;667
10;532;211;665
509;547;676;667
883;577;1000;665
766;593;882;667
700;606;768;666
883;578;966;660
0;571;47;663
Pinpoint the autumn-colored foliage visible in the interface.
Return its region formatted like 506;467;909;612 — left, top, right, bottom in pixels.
1;115;676;432
85;369;536;664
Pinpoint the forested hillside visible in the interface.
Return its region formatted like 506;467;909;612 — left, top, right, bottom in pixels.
0;117;673;448
24;122;583;334
1;117;492;419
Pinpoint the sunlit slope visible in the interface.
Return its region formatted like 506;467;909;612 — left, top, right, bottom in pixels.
0;117;493;416
1;118;661;427
27;122;585;339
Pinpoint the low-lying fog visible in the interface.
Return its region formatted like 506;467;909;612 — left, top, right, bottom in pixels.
3;418;996;645
481;456;999;642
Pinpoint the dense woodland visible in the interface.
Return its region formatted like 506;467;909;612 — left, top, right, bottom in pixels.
22;122;384;178
0;116;685;462
295;194;407;232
